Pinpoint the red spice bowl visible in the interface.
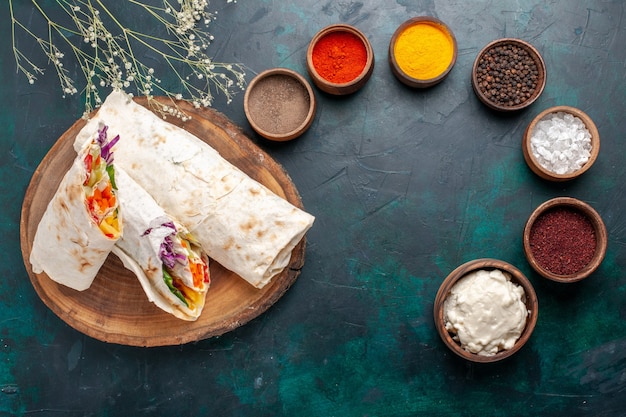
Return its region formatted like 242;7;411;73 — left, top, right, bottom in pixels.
523;197;608;283
306;24;375;95
433;259;538;363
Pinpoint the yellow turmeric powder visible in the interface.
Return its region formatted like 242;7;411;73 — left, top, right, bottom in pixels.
393;22;454;80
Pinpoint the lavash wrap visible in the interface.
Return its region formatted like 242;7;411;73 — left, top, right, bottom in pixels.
75;90;315;289
112;168;209;321
30;126;121;291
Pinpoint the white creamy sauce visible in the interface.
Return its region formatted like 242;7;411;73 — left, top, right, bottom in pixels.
443;269;528;356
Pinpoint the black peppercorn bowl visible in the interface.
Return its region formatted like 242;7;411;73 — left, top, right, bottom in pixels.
523;197;608;283
472;38;546;112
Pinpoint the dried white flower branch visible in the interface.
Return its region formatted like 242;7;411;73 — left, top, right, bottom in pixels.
10;0;246;120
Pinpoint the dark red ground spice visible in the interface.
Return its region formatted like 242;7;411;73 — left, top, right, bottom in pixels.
529;207;596;275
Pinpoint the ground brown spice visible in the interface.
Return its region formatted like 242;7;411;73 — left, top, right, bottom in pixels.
247;74;311;135
529;207;596;275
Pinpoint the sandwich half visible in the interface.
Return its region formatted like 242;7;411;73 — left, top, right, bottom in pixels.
30;124;121;291
112;168;210;321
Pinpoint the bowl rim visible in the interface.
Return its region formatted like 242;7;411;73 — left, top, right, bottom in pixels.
522;105;600;181
306;23;375;91
388;16;458;88
471;37;546;111
433;258;538;363
523;197;608;283
243;67;316;141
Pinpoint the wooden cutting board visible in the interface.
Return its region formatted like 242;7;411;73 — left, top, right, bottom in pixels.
20;96;307;347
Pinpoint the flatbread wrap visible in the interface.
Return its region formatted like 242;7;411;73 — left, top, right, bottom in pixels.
74;90;315;289
30;124;121;291
112;168;210;321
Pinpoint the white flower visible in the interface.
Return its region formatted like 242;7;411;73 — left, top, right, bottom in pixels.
10;0;245;118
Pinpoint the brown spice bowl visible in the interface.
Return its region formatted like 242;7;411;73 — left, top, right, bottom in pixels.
306;24;375;95
471;38;546;111
522;106;600;181
433;259;538;363
523;197;608;283
244;68;316;141
388;17;458;88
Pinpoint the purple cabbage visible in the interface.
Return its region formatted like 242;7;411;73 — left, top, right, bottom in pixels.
143;221;175;236
157;223;187;268
96;125;120;165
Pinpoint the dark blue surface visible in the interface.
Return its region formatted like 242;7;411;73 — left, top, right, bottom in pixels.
3;1;626;415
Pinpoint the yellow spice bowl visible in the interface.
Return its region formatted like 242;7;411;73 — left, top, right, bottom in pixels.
388;17;458;88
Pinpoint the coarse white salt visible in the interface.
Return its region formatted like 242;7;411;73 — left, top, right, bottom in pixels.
530;111;592;175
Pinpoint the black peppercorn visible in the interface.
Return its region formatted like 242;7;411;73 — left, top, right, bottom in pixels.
475;42;540;107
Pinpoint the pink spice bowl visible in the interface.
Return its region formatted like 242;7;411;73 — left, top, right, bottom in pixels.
306;24;375;95
523;197;608;283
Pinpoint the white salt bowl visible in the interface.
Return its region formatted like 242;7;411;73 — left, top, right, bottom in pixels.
522;106;600;181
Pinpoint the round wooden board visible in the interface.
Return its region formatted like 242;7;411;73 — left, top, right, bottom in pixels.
20;96;307;347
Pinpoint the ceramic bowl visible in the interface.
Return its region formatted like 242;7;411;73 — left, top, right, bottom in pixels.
433;258;538;363
522;106;600;181
306;24;375;95
244;68;316;141
523;197;608;283
388;17;457;88
471;38;546;111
